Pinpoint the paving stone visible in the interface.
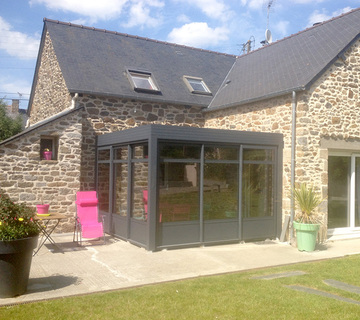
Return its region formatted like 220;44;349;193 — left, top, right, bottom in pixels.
252;271;307;280
287;285;360;305
324;279;360;294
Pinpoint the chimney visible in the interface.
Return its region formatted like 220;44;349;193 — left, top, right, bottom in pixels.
11;99;19;113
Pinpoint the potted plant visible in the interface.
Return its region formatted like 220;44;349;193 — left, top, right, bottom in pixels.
0;190;39;297
43;148;52;160
291;183;324;252
36;195;50;215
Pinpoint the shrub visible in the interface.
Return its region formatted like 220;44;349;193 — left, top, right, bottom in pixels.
0;191;39;241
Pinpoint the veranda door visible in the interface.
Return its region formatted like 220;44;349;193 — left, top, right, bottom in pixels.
328;154;360;229
241;147;277;240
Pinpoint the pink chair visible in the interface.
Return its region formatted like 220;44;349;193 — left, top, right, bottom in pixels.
73;191;105;245
143;190;148;220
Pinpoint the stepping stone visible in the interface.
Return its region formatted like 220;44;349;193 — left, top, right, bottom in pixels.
252;271;307;280
324;279;360;294
287;285;360;305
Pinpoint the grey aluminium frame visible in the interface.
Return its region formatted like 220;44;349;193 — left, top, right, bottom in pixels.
96;124;283;251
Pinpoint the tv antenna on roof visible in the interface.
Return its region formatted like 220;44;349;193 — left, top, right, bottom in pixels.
261;0;275;46
240;36;255;54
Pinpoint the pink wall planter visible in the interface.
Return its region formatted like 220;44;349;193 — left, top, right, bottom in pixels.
36;204;50;214
43;151;52;160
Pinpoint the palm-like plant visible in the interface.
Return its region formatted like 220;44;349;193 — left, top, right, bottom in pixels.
291;183;324;224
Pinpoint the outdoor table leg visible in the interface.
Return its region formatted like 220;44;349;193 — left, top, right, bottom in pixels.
33;215;64;255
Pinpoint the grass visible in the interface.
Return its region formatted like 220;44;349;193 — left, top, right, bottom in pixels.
2;255;360;319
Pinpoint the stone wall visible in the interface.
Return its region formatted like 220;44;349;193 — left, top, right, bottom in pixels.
29;31;72;124
205;39;360;231
78;94;205;190
0;110;83;231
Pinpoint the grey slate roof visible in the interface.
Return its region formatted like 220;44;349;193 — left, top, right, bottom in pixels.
42;19;236;107
207;7;360;111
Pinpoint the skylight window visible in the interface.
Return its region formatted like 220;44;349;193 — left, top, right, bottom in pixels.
183;76;211;95
128;70;160;93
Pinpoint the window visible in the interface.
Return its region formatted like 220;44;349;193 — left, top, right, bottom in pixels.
127;70;160;93
183;76;211;95
328;154;360;229
40;136;58;160
242;148;275;218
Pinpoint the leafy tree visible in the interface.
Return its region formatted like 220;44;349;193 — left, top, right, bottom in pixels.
0;99;23;142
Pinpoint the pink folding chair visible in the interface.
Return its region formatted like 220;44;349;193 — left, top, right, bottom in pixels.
73;191;105;246
143;190;148;220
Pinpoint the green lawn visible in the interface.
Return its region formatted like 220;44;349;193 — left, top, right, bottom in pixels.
2;255;360;319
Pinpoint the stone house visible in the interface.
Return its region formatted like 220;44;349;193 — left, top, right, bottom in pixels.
0;8;359;249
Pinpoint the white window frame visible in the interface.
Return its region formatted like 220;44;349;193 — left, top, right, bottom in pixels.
328;151;360;235
127;70;160;93
183;76;211;95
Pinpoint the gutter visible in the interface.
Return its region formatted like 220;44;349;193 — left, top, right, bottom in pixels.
290;91;297;241
203;86;306;113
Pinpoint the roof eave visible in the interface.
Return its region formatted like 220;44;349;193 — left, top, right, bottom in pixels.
69;89;209;108
27;20;49;116
203;87;306;113
0;106;84;146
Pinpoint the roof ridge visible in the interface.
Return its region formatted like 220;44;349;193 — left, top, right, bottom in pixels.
237;7;360;59
43;18;237;58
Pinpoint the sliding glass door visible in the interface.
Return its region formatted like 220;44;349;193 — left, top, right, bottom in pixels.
328;154;360;229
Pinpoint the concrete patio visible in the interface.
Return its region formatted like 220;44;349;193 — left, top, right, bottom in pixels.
1;234;360;306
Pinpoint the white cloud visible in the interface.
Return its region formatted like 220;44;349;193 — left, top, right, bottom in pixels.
307;6;353;27
0;17;39;60
247;0;265;10
0;78;31;96
30;0;128;22
178;0;233;21
291;0;325;3
177;14;191;23
122;0;164;28
274;20;289;37
167;22;229;48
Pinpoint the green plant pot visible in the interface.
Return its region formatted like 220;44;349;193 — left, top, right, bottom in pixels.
293;222;320;252
0;236;38;297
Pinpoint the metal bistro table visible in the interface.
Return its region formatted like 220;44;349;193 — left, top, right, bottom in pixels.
33;213;67;255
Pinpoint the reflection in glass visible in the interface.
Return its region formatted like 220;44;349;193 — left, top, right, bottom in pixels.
242;163;273;218
328;156;350;228
98;149;110;161
97;163;110;211
114;147;128;160
160;144;201;159
243;149;274;161
131;162;148;220
114;163;128;216
203;163;238;220
204;146;238;160
132;144;148;159
159;162;200;222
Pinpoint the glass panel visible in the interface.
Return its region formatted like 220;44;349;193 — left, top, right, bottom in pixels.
131;162;148;221
114;163;128;216
97;163;110;211
203;163;238;220
355;158;360;227
243;149;274;161
242;163;273;218
130;72;158;90
159;162;200;222
204;146;238;160
187;78;209;92
98;149;110;161
114;147;128;160
160;144;201;159
328;156;350;228
132;144;148;159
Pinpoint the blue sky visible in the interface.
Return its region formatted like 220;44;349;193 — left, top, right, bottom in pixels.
0;0;359;110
